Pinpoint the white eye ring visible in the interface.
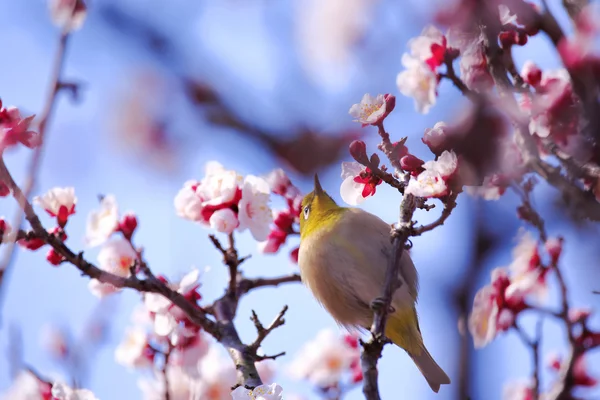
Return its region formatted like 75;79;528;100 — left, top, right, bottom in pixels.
303;206;310;220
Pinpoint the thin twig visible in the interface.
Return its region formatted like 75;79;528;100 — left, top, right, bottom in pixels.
238;274;301;295
249;306;288;358
361;194;416;400
412;191;459;236
0;28;73;312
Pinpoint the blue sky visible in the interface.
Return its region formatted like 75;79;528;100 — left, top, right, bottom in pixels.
1;0;599;399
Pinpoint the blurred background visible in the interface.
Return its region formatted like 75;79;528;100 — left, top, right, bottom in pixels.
0;0;599;399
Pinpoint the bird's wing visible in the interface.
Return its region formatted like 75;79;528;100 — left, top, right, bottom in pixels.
339;208;420;306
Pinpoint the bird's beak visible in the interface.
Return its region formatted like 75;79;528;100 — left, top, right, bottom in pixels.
314;173;324;195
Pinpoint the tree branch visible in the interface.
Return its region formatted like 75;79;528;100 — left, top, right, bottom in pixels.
249;306;288;354
361;194;416;400
0;28;73;311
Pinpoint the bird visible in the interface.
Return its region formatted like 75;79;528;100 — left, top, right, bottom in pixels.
297;174;451;393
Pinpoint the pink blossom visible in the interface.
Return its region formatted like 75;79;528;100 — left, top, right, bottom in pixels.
407;25;447;70
400;154;425;176
396;54;438;114
0;102;41;151
145;269;201;337
171;332;210;377
405;169;448;198
0;370;53;400
422;121;449;155
405;151;457;198
287;328;361;387
85;195;119;247
339;162;382;205
448;28;494;91
348;93;395;126
265;168;299;199
237;175;273;241
33;187;77;227
115;328;153;369
49;0;87;32
208;208;239;235
469;268;525;348
505;232;548;301
465;176;505;201
88;239;137;298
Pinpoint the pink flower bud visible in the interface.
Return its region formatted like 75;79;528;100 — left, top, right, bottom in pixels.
499;31;517;47
400;154;425;173
119;213;138;240
545;237;563;264
521;61;542;87
0;182;10;197
391;141;409;160
349;140;369;165
46;248;64;266
383;93;396;115
422;122;448;156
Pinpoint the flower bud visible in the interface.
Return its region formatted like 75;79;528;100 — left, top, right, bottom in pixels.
46;248;64;266
0;217;10;235
400;154;425;175
349;140;369;165
383;93;396;115
290;247;299;263
521;61;542;87
545;237;563;264
0;182;10;197
18;237;46;251
119;213;138;240
422;122;449;156
273;210;295;232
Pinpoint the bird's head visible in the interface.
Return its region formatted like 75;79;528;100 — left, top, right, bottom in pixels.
299;174;341;239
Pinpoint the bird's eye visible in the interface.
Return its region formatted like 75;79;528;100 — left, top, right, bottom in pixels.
303;206;310;220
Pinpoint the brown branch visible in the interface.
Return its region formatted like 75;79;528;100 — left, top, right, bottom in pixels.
249;306;288;353
412;191;459;236
209;233;244;296
238;274;301;295
0;28;73;308
161;343;173;400
513;320;543;399
0;158;219;338
361;194;416;400
440;55;477;100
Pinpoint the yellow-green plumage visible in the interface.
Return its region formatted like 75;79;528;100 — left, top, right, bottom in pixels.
298;175;450;393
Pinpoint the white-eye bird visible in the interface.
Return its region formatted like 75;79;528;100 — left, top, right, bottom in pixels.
298;174;450;393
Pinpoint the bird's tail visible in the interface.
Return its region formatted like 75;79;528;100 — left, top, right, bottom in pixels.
385;309;451;393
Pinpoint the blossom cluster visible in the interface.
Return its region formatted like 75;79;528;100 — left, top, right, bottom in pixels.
468;232;599;397
469;232;555;348
288;328;363;392
0;370;98;400
174;161;273;242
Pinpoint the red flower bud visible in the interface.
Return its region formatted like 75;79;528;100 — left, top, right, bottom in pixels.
46;248;64;266
119;213;138;240
545;237;563;264
18;237;46;251
290;247;299;264
349;140;369;165
0;182;9;197
400;154;425;175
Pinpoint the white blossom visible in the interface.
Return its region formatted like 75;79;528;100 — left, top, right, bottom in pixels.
348;93;387;125
231;383;284;400
396;54;438;114
51;382;98;400
85;195;119;247
237;175;273;241
115;328;151;369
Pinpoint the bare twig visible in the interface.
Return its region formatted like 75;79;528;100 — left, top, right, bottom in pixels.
513;320;543;399
412;191;459;236
249;306;288;353
238;274;301;295
0;28;73;311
